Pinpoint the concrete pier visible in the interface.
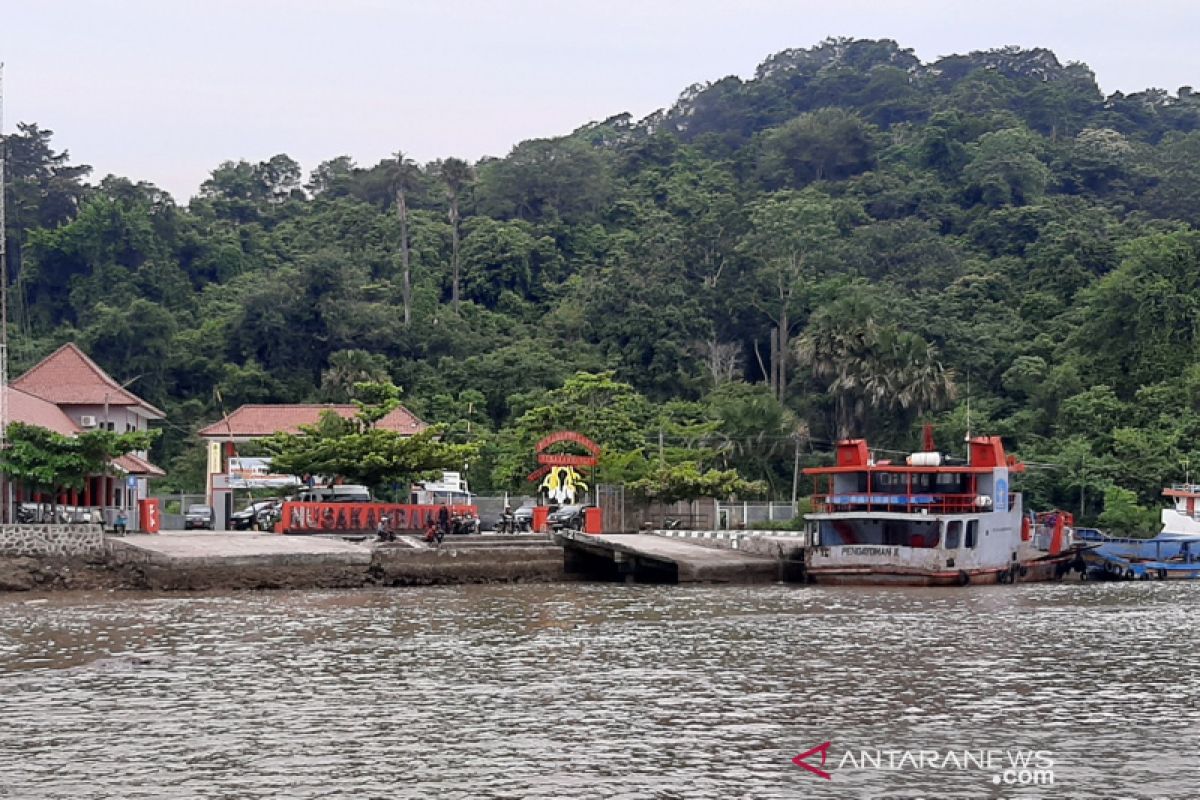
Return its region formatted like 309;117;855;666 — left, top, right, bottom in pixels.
557;531;782;583
0;531;566;592
1;529;802;592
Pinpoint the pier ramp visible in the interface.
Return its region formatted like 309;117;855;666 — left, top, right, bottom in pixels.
557;531;782;583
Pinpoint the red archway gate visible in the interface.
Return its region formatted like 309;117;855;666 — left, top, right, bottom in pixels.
525;430;602;533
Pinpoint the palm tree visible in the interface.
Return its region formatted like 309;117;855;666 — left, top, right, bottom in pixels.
796;310;954;438
795;312;879;437
439;158;474;314
320;349;390;402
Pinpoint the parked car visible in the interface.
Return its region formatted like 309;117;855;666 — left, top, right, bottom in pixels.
513;504;535;532
547;504;591;532
230;499;279;530
184;504;215;530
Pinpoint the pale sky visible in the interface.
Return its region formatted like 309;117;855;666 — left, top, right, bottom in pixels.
2;0;1196;201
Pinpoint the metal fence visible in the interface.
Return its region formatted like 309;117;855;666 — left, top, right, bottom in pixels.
588;488;801;532
716;501;800;529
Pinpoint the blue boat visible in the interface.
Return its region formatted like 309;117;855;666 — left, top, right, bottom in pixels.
1077;529;1200;581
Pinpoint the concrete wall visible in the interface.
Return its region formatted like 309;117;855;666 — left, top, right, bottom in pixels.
0;524;106;557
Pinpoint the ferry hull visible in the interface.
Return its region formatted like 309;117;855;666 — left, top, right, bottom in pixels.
805;554;1079;587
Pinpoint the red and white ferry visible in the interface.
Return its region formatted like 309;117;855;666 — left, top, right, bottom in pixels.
801;431;1079;586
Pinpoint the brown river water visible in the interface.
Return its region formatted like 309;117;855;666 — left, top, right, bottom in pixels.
0;582;1196;800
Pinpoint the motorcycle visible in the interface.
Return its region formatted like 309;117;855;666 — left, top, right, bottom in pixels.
254;503;281;532
450;513;480;536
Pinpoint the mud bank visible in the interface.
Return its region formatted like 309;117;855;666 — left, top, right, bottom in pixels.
0;536;566;593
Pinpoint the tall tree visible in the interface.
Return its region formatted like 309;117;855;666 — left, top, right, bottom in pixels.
438;157;474;314
737;189;842;402
390;150;419;326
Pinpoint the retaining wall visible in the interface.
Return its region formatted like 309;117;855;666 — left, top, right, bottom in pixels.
0;524;107;558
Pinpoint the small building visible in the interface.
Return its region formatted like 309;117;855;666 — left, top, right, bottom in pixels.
5;343;166;521
197;403;426;444
196;403;428;528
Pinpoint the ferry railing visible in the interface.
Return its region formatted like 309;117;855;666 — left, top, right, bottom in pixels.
810;493;981;515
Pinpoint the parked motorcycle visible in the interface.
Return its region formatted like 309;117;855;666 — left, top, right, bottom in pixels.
254;502;281;531
450;513;481;535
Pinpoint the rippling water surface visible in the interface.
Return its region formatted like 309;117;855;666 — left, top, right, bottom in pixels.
1;582;1196;799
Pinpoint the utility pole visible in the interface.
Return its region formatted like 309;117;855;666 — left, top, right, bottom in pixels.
790;432;801;511
0;63;11;523
1079;453;1087;520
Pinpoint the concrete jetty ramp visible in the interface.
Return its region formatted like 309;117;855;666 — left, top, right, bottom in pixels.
557;531;779;583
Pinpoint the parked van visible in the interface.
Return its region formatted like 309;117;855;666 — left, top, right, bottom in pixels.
296;485;372;503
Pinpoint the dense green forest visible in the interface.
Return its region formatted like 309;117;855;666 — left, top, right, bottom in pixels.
3;38;1199;527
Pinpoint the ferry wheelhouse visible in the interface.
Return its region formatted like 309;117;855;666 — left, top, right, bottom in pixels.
1161;483;1200;537
802;433;1078;585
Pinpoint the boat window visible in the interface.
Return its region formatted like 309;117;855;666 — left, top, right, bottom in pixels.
873;472;907;491
818;518;939;548
944;520;962;549
965;520;978;549
933;472;967;494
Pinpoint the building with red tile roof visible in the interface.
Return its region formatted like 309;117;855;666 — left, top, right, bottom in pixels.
198;404;427;442
4;342;167;524
11;342;165;419
4;386;81;436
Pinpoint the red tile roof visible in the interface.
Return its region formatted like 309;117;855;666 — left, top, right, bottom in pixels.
4;386;82;436
113;453;167;478
12;343;165;418
197;404;428;439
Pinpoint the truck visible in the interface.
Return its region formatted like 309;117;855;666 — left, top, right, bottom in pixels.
410;471;473;506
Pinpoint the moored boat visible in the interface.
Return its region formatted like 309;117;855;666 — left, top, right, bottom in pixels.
1076;483;1200;581
801;431;1083;586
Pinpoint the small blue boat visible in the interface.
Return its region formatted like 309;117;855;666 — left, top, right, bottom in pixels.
1077;529;1200;581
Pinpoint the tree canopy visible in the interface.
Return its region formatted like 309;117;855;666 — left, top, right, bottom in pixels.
6;37;1200;525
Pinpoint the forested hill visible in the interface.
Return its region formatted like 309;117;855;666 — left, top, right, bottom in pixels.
3;38;1199;524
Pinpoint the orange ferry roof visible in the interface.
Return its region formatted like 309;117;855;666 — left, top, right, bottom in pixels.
804;436;1025;475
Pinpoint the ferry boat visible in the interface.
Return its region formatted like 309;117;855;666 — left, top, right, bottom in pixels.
801;431;1081;586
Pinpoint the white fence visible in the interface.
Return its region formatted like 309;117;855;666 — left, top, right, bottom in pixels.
716;501;800;529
